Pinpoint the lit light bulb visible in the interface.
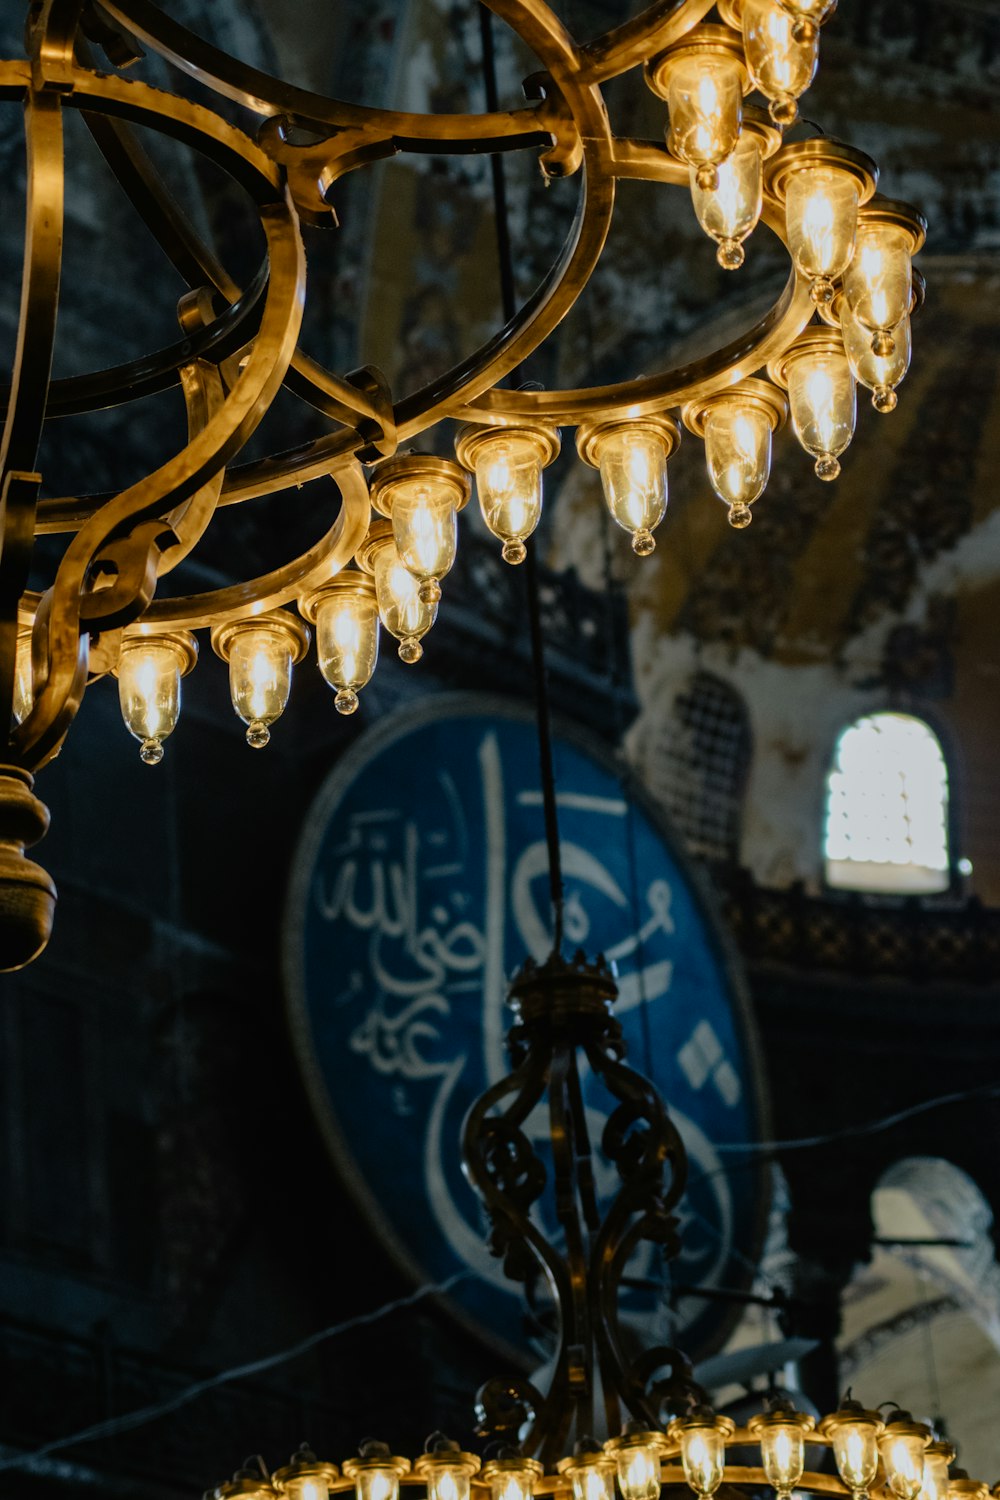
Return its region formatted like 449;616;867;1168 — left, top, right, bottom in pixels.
455;425;560;565
741;0;819;125
878;1421;931;1500
211;614;308;749
843;217;916;356
777;0;836;43
272;1447;340;1500
343;1441;410;1500
577;417;678;555
749;1408;814;1500
668;1413;734;1499
775;332;856;479
413;1445;480;1500
785;165;860;304
482;1456;543;1500
841;305;911;412
691;131;763;268
684;379;786;528
558;1453;616;1500
605;1432;668;1500
305;575;380;715
368;532;437;663
705;403;772;526
919;1441;955;1500
116;631;197;764
665;56;744;189
371;456;470;606
819;1404;883;1499
13;627;33;725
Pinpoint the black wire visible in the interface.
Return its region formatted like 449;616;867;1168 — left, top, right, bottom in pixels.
479;4;565;953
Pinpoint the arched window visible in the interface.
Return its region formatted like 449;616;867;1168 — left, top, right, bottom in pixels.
824;712;950;894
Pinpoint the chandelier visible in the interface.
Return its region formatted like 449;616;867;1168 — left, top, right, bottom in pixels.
0;0;926;971
201;946;993;1500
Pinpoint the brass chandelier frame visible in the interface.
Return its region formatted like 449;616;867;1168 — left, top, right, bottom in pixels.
0;0;921;970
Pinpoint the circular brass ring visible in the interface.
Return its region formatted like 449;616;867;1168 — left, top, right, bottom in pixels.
767;323;848;389
575;411;681;467
856;194;928;254
210;610;312;665
645;24;751;101
355;517;396;574
342;1457;412;1482
454;422;562;471
299;570;377;625
765;137;879;207
682;377;789;436
369;454;472;517
114;627;200;678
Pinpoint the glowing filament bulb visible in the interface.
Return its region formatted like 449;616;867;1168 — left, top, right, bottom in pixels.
343;1443;410;1500
786;345;856;479
879;1428;930;1500
313;580;380;714
562;1459;615;1500
615;1446;662;1500
666;54;743;188
762;1426;804;1498
598;427;669;553
830;1422;879;1494
704;403;772;526
841;306;911;412
372;540;437;662
116;633;195;764
379;459;468;606
843;221;913;355
691;132;763;268
742;0;819;125
456;426;558;565
681;1429;725;1498
785;166;860;304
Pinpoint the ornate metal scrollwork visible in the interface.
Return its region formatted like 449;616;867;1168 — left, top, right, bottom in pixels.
463;949;705;1465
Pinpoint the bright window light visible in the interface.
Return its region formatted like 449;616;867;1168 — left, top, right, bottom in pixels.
824;712;950;894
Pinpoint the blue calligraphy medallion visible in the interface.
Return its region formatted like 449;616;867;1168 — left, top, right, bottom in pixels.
284;695;767;1364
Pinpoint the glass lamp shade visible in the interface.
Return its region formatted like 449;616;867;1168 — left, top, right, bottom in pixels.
704;402;773;524
307;577;380;715
819;1407;883;1495
343;1446;411;1500
413;1448;481;1500
272;1451;340;1500
918;1442;956;1500
211;613;308;749
227;628;293;747
372;540;437;663
13;627;33;725
481;1456;544;1500
777;0;836;41
742;0;819;125
785;165;860;303
781;338;857;479
668;1414;735;1498
558;1454;617;1500
691;131;763;268
371;456;469;605
604;1432;668;1500
666;54;744;186
578;420;676;554
843;220;913;351
879;1426;931;1500
455;425;560;565
841;305;911;411
748;1411;814;1500
116;631;197;764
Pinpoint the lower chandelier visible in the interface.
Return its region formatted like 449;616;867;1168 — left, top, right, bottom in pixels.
205;954;990;1500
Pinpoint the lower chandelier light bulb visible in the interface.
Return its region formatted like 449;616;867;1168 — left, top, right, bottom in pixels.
210;612;310;748
358;518;438;663
115;629;198;764
605;1427;669;1500
690;129;764;269
841;304;911;412
369;454;470;608
669;1409;736;1499
819;1400;884;1500
769;326;856;481
454;423;561;566
343;1442;411;1500
879;1417;932;1500
576;414;680;555
683;378;788;529
301;572;380;715
749;1401;815;1500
